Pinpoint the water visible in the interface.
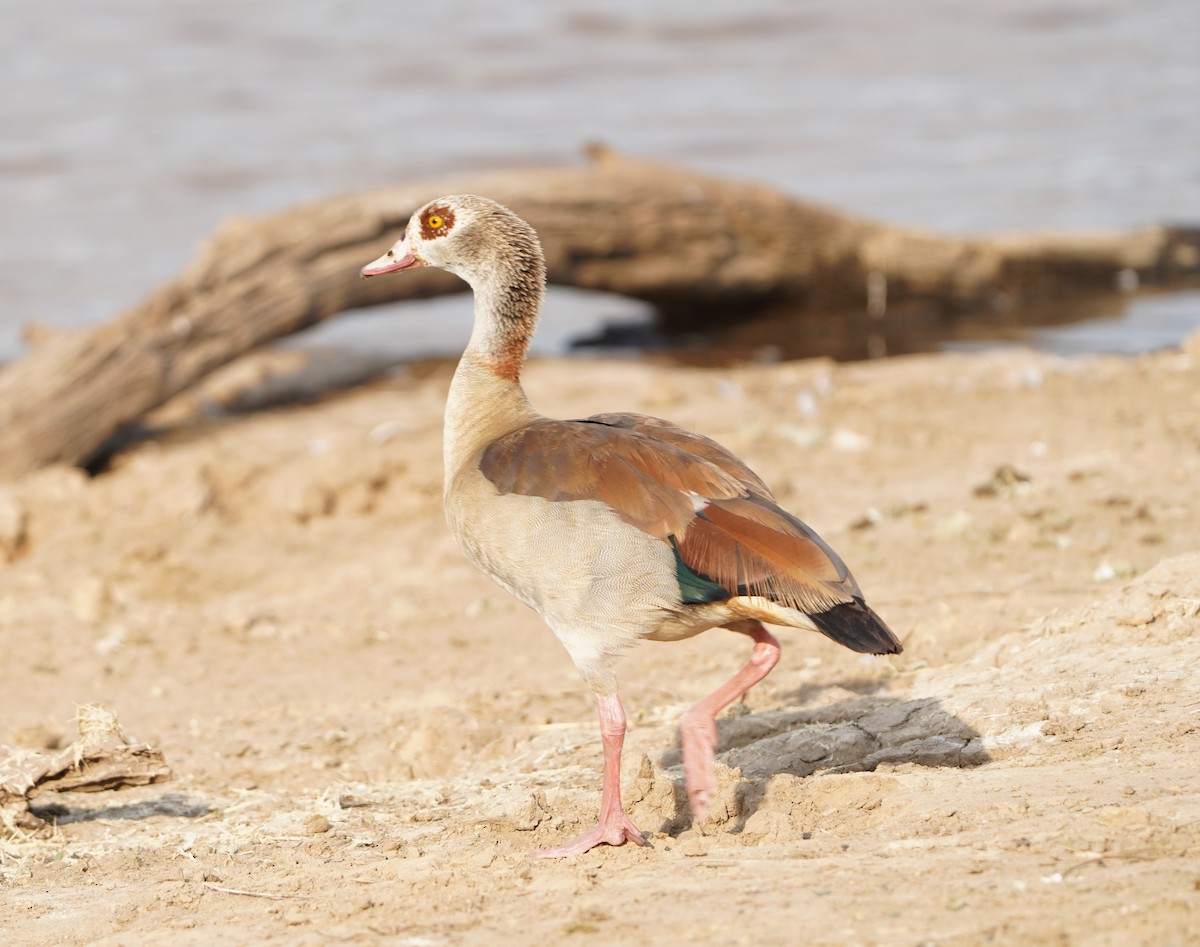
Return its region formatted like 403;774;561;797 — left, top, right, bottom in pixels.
4;0;1199;363
950;289;1200;357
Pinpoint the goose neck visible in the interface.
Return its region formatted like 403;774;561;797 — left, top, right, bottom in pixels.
443;353;538;482
458;242;545;384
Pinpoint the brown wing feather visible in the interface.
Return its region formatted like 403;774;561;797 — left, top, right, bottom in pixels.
677;495;902;653
585;413;773;498
479;418;748;537
677;496;860;614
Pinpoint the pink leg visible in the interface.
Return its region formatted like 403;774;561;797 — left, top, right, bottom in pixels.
680;622;781;822
530;693;647;859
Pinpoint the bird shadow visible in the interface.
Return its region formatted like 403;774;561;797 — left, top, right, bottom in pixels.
651;686;989;837
28;791;211;826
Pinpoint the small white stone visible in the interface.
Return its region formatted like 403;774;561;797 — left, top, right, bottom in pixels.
1092;562;1116;582
831;428;872;452
795;390;819;419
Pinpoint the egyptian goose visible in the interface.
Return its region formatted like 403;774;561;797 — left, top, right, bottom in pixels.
361;195;901;858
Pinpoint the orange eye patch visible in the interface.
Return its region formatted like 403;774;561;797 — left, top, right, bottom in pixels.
420;205;455;240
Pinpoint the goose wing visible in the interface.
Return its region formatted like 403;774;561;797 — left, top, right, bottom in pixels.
478;414;900;655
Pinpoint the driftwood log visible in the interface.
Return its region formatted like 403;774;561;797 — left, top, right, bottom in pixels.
0;149;1196;479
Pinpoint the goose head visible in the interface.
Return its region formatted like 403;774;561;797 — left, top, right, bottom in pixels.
360;194;544;294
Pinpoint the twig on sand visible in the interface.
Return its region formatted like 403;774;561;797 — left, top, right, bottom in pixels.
1060;848;1175;878
201;881;307;901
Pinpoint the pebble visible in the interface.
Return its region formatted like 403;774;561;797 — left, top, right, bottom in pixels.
831;428;872;452
71;576;112;623
677;837;708;857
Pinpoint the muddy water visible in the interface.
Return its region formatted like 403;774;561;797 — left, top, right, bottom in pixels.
4;0;1198;363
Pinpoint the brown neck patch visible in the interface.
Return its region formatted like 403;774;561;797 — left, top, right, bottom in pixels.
485;348;525;383
419;205;456;240
479;316;530;383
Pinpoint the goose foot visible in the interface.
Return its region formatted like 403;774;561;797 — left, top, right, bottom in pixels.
529;692;646;859
529;814;646;859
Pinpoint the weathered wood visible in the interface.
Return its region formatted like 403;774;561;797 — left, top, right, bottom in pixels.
0;149;1196;479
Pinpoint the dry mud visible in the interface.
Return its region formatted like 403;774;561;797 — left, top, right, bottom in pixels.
1;339;1198;945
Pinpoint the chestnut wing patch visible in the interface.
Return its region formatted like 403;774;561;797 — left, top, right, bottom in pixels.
479;417;863;617
676;495;859;614
479;418;745;539
584;413;773;499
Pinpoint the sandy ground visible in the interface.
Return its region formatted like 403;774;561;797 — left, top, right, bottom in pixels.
1;336;1198;945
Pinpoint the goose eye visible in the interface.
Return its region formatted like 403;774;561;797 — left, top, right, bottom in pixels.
427;214;444;229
